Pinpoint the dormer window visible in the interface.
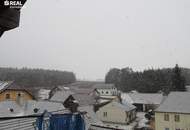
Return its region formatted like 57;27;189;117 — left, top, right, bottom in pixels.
17;93;21;97
5;93;10;100
17;92;23;97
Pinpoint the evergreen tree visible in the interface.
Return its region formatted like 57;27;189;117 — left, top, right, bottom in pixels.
105;68;121;88
171;64;186;91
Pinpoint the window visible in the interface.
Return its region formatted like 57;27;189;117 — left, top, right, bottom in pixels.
174;115;180;122
5;93;10;100
106;91;109;94
164;114;169;121
103;112;107;117
17;93;21;97
125;111;128;122
165;128;169;130
17;92;24;98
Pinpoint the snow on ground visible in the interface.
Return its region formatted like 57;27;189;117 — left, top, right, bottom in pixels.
136;112;149;128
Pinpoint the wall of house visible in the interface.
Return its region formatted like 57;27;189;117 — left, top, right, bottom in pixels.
0;90;33;102
96;102;135;124
97;103;126;124
155;112;190;130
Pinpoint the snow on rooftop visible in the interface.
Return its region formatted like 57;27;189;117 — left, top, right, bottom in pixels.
0;81;9;91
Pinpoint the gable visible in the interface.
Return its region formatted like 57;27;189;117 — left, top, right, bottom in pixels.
98;101;136;113
0;89;34;100
98;102;122;112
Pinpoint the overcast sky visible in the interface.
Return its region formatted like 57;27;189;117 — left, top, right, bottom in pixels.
0;0;190;80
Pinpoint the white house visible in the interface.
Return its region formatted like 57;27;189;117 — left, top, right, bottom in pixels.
38;88;51;100
121;93;164;112
93;84;118;96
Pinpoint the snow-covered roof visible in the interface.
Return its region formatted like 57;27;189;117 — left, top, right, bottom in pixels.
72;93;97;106
50;90;74;103
156;92;190;113
93;84;116;89
121;93;134;104
98;101;136;112
24;100;65;115
122;93;164;105
0;100;65;118
0;81;11;91
112;101;136;111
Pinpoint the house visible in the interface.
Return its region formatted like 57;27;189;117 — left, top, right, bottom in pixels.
49;86;65;99
50;84;99;106
93;83;118;97
50;89;78;111
96;101;136;125
155;92;190;130
50;89;74;103
0;81;35;102
37;88;51;100
62;82;118;104
66;82;117;97
92;83;120;104
121;93;164;112
50;90;97;107
72;93;97;106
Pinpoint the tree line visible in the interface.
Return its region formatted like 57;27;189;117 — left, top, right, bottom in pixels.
105;64;188;94
0;67;76;88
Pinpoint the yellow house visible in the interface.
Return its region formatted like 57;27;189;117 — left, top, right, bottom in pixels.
155;92;190;130
0;81;35;102
96;101;136;124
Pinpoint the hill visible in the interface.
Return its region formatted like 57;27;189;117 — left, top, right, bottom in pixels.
0;67;76;88
105;67;190;93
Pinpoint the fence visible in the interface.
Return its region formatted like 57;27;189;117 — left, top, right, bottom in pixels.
0;117;37;130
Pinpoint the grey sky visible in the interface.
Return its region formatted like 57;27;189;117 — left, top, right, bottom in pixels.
0;0;190;80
